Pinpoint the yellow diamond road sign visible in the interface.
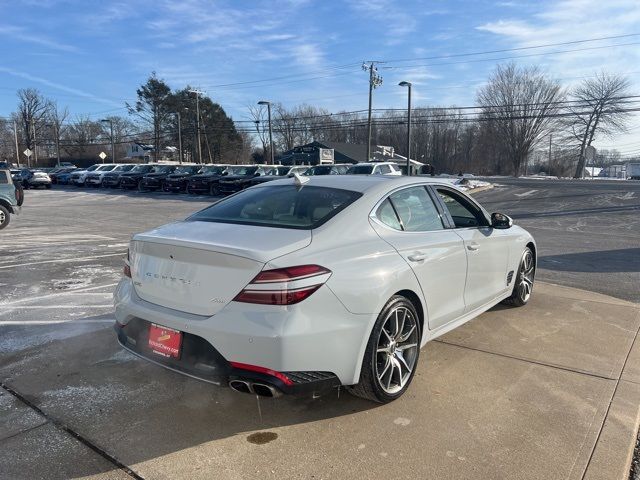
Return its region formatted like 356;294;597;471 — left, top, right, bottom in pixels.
99;152;107;160
23;148;32;157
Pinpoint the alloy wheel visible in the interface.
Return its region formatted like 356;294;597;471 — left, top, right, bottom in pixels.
375;306;420;394
518;250;535;303
0;209;5;225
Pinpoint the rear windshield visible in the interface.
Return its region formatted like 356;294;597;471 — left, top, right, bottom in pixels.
188;185;362;229
347;165;374;174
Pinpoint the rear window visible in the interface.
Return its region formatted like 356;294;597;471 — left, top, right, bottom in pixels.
188;185;362;229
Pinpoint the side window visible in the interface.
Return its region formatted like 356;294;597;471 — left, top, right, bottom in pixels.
375;198;403;230
389;186;444;232
437;189;487;228
0;171;7;184
378;164;391;174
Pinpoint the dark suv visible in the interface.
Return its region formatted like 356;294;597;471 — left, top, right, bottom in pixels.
218;166;275;195
118;164;157;189
138;165;178;192
101;164;137;188
162;165;202;193
185;165;229;195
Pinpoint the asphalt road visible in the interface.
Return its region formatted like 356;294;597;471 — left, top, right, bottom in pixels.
474;178;640;303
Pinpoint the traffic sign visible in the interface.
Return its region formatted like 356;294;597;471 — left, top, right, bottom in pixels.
23;148;32;158
99;152;107;160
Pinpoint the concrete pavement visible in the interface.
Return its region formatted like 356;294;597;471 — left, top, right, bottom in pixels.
2;282;639;480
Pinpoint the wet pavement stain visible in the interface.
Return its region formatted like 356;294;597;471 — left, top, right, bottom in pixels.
247;431;278;445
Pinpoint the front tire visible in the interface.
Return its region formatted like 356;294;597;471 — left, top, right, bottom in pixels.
0;205;10;230
348;296;421;403
502;247;535;307
209;183;220;196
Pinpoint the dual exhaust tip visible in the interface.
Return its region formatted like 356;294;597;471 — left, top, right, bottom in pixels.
229;379;282;398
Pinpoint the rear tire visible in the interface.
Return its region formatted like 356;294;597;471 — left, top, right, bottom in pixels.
0;205;10;230
15;183;24;206
502;247;535;307
347;295;421;403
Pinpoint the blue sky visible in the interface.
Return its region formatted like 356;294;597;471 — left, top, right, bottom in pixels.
1;0;639;153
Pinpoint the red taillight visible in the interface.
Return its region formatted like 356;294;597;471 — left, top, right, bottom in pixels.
234;264;331;305
229;361;293;386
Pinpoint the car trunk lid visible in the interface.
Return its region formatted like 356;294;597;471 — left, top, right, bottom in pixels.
130;221;311;316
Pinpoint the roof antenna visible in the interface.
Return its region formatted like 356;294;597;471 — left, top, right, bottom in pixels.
293;171;309;186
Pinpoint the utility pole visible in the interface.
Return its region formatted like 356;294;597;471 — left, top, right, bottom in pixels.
13;121;20;167
189;90;203;164
175;112;183;164
363;62;383;161
399;81;412;176
548;134;552;173
100;119;116;163
31;119;38;167
54;123;61;167
258;101;274;165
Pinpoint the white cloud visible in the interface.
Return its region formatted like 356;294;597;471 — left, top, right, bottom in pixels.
0;24;80;52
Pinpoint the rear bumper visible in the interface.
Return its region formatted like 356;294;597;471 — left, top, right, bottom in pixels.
113;277;373;389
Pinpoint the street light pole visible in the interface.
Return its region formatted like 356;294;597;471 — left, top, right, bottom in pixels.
100;119;116;163
189;90;203;164
258;101;274;165
399;81;412;176
176;112;183;164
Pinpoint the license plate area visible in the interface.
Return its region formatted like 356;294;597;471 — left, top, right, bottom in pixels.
148;323;182;359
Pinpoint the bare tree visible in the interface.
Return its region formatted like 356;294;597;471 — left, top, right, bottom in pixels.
48;101;69;166
64;115;104;159
477;63;564;176
562;72;632;178
16;88;52;166
247;104;269;159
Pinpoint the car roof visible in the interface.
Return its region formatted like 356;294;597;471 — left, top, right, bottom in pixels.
256;174;459;194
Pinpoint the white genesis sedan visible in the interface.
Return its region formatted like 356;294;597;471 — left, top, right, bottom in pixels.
114;175;536;403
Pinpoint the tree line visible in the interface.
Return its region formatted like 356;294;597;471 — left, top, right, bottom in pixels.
0;63;636;177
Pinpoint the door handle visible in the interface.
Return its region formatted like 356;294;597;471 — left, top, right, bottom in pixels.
408;252;427;262
467;243;480;251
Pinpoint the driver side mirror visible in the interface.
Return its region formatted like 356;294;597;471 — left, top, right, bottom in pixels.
491;212;513;229
254;172;260;177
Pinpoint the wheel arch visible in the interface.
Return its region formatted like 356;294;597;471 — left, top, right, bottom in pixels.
0;198;14;214
394;289;425;337
526;241;537;267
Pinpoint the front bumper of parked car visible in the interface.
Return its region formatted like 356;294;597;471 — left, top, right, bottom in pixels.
113;277;371;394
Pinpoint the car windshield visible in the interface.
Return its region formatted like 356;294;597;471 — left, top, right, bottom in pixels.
275;167;291;175
130;165;153;173
97;165;116;171
85;165;100;171
228;166;258;176
188;185;362;230
199;166;226;175
346;165;374;174
113;165;134;172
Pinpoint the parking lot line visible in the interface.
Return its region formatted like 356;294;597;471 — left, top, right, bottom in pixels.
0;283;118;307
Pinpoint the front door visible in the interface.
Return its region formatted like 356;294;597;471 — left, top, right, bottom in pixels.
370;185;468;330
434;187;510;312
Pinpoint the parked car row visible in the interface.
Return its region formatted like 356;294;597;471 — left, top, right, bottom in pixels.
50;161;402;196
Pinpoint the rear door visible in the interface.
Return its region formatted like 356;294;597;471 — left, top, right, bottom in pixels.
370;185;467;330
433;186;510;311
